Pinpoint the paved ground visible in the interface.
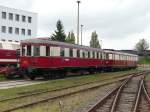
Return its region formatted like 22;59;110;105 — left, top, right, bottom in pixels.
0;79;48;89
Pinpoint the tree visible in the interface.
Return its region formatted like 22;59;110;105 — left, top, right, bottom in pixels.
51;20;66;42
90;31;101;48
66;31;75;44
135;38;149;56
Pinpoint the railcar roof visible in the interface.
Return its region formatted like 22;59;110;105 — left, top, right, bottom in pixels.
21;37;138;57
21;37;103;52
104;50;138;57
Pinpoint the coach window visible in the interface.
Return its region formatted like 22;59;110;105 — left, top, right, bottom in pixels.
80;50;83;58
50;47;60;56
34;46;40;56
102;53;105;59
113;54;115;60
106;53;109;60
100;52;103;59
22;45;26;56
88;51;90;58
126;56;128;61
97;52;99;59
64;48;69;57
40;46;46;56
69;48;73;57
85;51;88;58
82;51;85;58
77;49;80;58
125;56;127;61
0;43;2;49
46;46;50;56
109;54;113;60
73;49;77;58
92;52;95;58
60;48;64;57
12;44;20;50
27;45;31;56
90;51;92;58
95;52;97;59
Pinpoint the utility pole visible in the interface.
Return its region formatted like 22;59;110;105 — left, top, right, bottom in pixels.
77;1;81;45
81;24;83;45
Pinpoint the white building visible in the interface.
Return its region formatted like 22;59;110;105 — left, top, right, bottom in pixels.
0;5;37;41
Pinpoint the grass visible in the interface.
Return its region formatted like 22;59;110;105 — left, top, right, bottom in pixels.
138;57;150;64
0;70;138;100
145;73;150;81
0;75;6;81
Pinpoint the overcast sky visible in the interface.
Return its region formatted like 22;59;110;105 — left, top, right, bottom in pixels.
1;0;150;50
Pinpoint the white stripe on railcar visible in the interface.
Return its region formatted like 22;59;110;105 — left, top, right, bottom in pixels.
0;59;17;62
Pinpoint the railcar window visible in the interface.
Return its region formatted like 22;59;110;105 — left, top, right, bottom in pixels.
101;53;103;59
73;49;77;57
106;53;109;60
27;45;31;56
0;43;2;49
50;47;60;56
34;46;40;56
69;49;73;57
88;51;90;58
60;48;64;57
77;49;80;58
103;53;105;59
82;51;85;58
113;54;115;60
95;52;97;59
109;54;113;60
97;52;99;59
40;46;46;56
46;46;50;56
80;50;83;58
90;51;93;58
12;44;20;50
85;51;88;58
99;52;101;59
22;46;25;56
93;52;95;58
64;48;69;57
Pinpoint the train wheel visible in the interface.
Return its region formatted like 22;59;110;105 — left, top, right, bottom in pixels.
29;75;36;80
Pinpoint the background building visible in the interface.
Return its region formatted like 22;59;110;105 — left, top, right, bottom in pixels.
0;5;37;41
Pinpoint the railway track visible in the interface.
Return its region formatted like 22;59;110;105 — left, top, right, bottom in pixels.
0;72;143;112
0;72;145;112
0;71;140;102
137;77;150;112
0;78;122;112
85;72;150;112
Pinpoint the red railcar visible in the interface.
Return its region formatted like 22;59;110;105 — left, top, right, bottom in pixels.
0;40;19;66
19;38;138;80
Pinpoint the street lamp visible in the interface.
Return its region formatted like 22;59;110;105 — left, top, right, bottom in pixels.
80;24;83;45
77;0;81;45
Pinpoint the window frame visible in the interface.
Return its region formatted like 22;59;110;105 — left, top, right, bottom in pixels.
21;29;25;35
15;14;19;21
22;15;26;22
2;12;6;19
9;13;13;20
8;27;13;34
28;16;32;23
